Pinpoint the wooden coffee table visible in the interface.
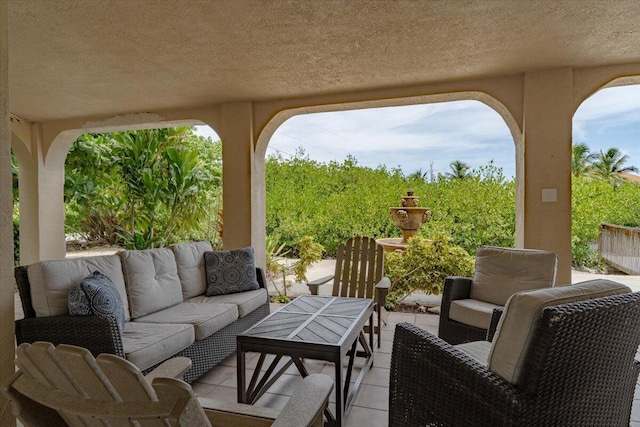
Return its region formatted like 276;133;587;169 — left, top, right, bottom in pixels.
237;295;374;426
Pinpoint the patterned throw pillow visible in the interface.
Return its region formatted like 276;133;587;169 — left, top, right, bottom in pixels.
204;247;260;296
68;271;126;331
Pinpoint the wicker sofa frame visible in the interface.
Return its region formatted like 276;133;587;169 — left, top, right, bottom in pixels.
390;292;640;426
14;265;270;384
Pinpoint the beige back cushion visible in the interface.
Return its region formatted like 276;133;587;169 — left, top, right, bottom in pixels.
28;255;130;321
469;246;558;306
488;279;631;384
171;241;213;300
120;248;183;319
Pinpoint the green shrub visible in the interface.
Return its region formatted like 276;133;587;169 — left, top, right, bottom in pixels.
266;154;515;258
571;176;640;268
384;234;474;308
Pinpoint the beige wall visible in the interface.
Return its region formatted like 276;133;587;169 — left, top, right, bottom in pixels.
0;0;15;424
9;63;640;284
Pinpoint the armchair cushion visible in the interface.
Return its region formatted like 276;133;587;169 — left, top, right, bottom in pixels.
488;279;631;384
470;246;558;306
449;299;501;329
455;340;491;366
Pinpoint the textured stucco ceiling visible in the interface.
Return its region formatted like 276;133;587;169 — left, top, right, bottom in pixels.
8;0;640;122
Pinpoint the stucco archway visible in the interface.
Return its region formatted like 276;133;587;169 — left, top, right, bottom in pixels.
254;91;523;253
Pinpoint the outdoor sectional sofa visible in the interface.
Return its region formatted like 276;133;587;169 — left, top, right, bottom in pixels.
14;241;270;383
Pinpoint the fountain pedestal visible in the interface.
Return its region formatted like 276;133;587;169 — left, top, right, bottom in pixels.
377;190;431;252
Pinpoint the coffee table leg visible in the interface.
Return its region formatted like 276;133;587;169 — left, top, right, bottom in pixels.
334;353;343;427
237;343;246;403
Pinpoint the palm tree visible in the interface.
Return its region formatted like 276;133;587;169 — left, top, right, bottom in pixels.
445;160;471;180
571;142;596;177
591;147;638;185
407;168;428;181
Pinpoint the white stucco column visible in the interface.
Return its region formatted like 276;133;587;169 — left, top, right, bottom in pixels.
14;123;68;264
522;68;573;284
219;102;266;269
0;0;16;424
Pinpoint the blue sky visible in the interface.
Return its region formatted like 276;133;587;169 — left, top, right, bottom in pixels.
196;85;640;179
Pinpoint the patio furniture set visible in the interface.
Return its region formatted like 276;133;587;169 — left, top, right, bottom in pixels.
6;240;640;426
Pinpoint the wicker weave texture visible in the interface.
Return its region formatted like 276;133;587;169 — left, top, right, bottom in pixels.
391;292;640;426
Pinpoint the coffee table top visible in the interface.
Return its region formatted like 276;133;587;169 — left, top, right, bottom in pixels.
240;295;373;346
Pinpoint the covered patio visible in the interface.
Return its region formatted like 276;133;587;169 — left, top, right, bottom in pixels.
2;1;640;425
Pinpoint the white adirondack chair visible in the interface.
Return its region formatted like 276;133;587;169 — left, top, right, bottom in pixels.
2;342;332;427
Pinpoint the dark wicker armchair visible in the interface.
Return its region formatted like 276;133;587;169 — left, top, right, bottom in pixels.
438;246;557;344
390;280;640;426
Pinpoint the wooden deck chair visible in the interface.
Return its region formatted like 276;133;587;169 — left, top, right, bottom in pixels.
307;236;390;347
2;342;333;427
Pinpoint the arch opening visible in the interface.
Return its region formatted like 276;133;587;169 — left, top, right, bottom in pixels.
571;81;640;279
257;95;520;287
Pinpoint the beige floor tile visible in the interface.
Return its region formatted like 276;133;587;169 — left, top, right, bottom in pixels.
387;312;417;324
195;364;236;385
375;339;394;354
196;384;238;404
363;367;390;387
415;313;440;327
263;373;303;396
353;383;389;411
345;406;388;427
373;352;391;369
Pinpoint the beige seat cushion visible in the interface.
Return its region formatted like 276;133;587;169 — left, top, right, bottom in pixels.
172;241;213;300
27;254;130;321
488;279;631;385
470;246;558;306
134;302;238;341
449;299;501;330
120;248;183;319
187;288;268;318
122;321;195;371
455;340;491;366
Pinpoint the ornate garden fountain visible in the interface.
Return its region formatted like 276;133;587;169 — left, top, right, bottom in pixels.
377;189;431;252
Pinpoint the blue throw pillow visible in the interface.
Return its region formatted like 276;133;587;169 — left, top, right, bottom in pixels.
204;247;260;296
68;271;126;331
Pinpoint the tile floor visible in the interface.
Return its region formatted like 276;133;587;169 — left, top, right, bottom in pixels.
191;303;640;427
190;305;438;427
12;295;640;426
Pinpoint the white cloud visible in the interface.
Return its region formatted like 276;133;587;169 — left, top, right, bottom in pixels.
573;85;640;142
269;100;516;177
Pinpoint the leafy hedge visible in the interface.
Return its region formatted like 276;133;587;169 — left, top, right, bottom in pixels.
572;176;640;268
266;153;515;258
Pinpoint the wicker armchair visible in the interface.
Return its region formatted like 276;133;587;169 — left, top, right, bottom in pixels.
438;246;557;344
390;280;640;426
